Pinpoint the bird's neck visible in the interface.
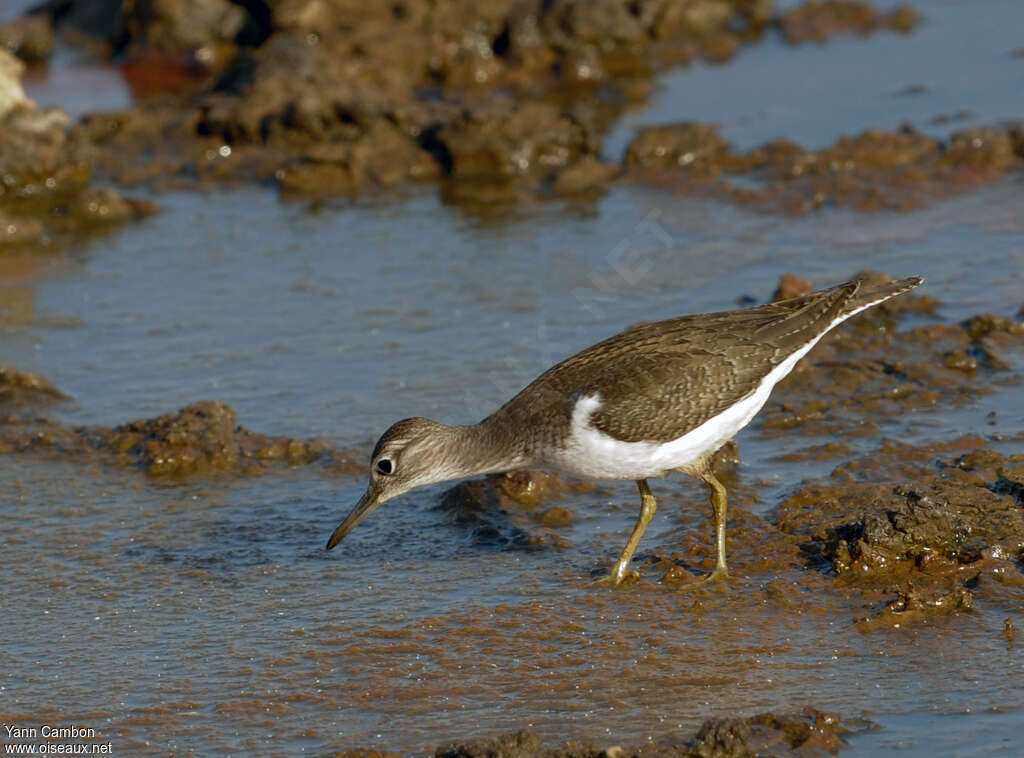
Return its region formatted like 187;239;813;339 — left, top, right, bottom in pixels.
435;418;528;479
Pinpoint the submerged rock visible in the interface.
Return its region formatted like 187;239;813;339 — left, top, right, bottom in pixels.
437;470;590;549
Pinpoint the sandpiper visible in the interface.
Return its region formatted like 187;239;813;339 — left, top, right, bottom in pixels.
326;275;922;584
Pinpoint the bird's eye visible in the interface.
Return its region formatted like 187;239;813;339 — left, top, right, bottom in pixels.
375;458;394;475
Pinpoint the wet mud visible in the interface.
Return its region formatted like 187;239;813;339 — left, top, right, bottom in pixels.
3;0;1017;223
777;438;1024;628
624;123;1024;213
0;0;950;220
0;376;361;476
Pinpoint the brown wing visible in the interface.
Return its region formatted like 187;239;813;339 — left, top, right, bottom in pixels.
585;282;865;442
494;280;860;445
489;276;922;446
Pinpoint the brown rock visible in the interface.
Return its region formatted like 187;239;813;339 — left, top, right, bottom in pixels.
624;122;730;173
772;273;814;301
438;101;591;180
0;367;68;407
553;155;618;195
104;400;323;475
780;1;922;45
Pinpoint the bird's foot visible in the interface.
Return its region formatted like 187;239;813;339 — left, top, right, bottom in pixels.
672;565;730;591
587;566;639;587
703;565;730;584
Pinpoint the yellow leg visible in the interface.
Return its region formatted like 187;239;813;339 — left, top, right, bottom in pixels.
590;479;657;586
698;467;730;583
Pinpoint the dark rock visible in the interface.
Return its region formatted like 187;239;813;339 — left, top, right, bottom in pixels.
689;708;846;757
432;709;849;757
436;728;547;758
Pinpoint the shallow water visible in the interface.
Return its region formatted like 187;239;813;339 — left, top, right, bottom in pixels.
605;0;1024;156
3;1;1024;755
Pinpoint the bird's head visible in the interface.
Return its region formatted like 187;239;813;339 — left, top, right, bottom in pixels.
325;417;460;550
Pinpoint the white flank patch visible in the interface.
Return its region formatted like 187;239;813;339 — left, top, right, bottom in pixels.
551;294;895;480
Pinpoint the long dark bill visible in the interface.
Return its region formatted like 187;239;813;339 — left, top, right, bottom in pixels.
325;488;381;550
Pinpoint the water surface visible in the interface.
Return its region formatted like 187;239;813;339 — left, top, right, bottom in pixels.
2;1;1024;754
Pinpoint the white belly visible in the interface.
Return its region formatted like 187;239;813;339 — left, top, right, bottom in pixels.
547;313;860;480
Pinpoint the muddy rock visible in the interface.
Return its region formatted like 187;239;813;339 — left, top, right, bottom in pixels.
118;0;250;57
772;273;814;301
438;100;593;180
0;366;68;408
817;484;1003;573
942;126;1019;173
434;708;850;757
0;49;156;248
688;708;847;757
436;729;547;758
0;212;45;247
779;1;921;45
553;155;619;195
624;122;731;174
49;0;773;204
35;0;255;61
962;313;1024;340
630;124;1024;214
0;389;359;476
776;441;1024;613
855;585;975;630
0;15;53;63
334;750;404;758
10;0;940;213
277;120;439;196
101;400;323;475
